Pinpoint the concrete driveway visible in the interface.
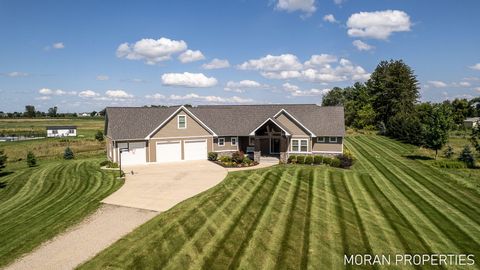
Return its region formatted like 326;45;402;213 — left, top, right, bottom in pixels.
102;160;227;212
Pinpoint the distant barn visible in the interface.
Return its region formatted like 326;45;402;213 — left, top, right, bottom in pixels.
464;117;479;129
46;126;77;137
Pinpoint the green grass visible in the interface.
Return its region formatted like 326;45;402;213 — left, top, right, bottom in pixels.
0;118;105;162
0;158;123;268
79;134;480;269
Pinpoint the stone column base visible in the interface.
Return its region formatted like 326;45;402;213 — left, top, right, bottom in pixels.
254;151;261;163
279;152;287;164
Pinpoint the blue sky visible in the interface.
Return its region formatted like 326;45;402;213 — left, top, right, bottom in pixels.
1;0;479;112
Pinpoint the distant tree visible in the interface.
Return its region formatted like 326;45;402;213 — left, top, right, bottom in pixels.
0;149;7;171
458;145;475;168
95;130;104;142
321;87;345;106
422;104;452;159
183;104;193;108
470;122;480;155
26;151;37;167
449;98;471;126
24;105;36;118
386;112;424;145
366;60;420;125
98;108;106;116
90;111;97;117
443;145;454;159
47;106;58;117
63;147;74;160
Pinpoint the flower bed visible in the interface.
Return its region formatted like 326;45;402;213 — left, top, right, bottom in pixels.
209;151;259;168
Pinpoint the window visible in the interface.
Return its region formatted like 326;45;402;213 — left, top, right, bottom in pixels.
291;139;308;152
329;137;337;143
178;115;187;129
69;129;75;133
218;138;225;146
317;137;325;143
249;137;255;145
52;129;58;134
231;137;237;146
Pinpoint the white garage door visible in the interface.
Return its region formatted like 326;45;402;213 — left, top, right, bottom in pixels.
184;140;207;161
120;142;146;165
156;141;181;163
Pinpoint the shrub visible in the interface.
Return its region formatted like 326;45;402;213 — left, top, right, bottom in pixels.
63;147;74;160
99;160;110;167
443;145;454;159
313;155;323;164
288;155;297;163
296;155;306;164
219;156;232;163
304;155;313;165
108;162;119;168
207;152;218;161
95;130;104;142
329;158;341;168
242;156;252;165
322;156;334;165
232;151;245;163
338;149;355;168
432;160;466;169
26;151;37;167
458;145;476;168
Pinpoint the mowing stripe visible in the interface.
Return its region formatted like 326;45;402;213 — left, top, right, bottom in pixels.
300;169;314;270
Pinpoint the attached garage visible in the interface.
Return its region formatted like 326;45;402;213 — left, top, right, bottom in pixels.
118;142;147;165
156;141;182;163
184;139;207;161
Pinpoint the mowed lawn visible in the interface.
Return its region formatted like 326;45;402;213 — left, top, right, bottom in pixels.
80;134;480;270
0;159;123;268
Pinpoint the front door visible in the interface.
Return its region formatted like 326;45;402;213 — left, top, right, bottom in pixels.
270;138;280;154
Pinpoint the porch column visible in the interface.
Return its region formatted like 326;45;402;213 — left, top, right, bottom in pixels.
254;137;261;163
279;136;288;163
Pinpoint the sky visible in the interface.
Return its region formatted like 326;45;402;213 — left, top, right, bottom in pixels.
1;0;479;112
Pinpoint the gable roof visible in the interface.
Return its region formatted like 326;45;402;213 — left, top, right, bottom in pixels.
105;104;345;140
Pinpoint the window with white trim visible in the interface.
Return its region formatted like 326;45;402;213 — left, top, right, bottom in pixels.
218;138;225;146
178;115;187;129
249;137;255;145
329;137;337;143
231;137;237;146
291;139;308;152
316;137;325;143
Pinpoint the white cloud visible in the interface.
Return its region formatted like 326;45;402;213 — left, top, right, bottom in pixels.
39;88;53;95
178;49;205;63
276;0;316;15
38;88;75;96
323;14;338;23
347;10;411;40
145;93;166;99
79;90;100;98
454;81;471;87
225;80;265;92
35;96;51;101
202;58;230;69
5;71;29;77
96;75;109;81
116;37;188;65
150;93;254;104
238;54;303;71
475;87;480;93
304;54;337;67
261;70;302;80
53;42;65;49
470;63;480;70
428;80;448;88
105;90;133;99
352;40;374;51
282;82;330;97
333;0;344;5
161;72;217;87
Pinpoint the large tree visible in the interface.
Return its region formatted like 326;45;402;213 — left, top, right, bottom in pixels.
321;87;345;106
47;106;58;117
422;104;452;159
24;105;36;118
366;60;420;125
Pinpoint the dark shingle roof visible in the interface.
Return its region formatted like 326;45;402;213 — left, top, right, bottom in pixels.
105;104;344;140
46;126;77;129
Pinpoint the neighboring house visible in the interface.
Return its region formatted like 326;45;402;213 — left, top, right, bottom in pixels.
464;117;480;128
79;112;90;117
46;126;77;137
104;104;345;165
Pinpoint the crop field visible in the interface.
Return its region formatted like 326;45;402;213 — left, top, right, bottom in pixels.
0;159;123;268
80;135;480;269
0;118;105;161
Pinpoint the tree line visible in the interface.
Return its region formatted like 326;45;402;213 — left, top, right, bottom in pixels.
0;106;106;118
322;59;480;163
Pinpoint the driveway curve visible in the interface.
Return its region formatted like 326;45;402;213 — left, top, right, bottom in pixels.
102;160;228;212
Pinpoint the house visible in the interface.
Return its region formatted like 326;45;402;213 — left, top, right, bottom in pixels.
464;117;479;128
46;126;77;137
104;104;345;165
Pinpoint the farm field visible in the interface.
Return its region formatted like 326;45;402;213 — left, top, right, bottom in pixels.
0;158;123;268
0;118;105;162
80;134;480;269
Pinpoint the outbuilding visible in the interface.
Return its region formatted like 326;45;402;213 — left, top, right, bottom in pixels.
46;126;77;137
